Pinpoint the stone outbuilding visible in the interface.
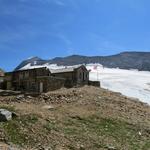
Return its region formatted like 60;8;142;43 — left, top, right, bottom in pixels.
50;65;89;87
3;65;90;93
4;67;65;93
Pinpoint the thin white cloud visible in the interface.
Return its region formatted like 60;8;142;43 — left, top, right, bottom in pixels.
52;0;65;6
56;33;72;45
18;0;66;6
68;0;79;9
55;33;76;55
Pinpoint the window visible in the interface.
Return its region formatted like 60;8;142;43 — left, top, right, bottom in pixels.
79;72;82;79
24;72;29;78
19;73;23;79
86;74;88;79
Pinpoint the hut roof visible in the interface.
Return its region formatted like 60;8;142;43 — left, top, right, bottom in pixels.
49;65;86;74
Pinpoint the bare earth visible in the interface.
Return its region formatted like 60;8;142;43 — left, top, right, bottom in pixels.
0;86;150;150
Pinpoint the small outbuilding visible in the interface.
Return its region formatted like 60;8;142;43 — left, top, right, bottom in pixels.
50;65;89;87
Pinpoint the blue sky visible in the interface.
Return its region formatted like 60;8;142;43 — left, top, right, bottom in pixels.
0;0;150;71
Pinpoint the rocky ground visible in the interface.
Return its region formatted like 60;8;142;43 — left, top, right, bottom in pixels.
0;86;150;150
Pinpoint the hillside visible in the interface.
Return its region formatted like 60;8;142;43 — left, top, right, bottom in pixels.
0;86;150;149
15;51;150;71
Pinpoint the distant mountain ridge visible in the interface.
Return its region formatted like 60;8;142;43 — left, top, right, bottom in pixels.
15;51;150;71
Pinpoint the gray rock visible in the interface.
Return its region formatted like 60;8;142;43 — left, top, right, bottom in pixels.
27;96;33;99
42;105;54;110
0;143;20;150
0;109;12;122
16;95;24;100
106;145;117;150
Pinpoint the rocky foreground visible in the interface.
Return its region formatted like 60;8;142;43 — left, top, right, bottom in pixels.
0;86;150;150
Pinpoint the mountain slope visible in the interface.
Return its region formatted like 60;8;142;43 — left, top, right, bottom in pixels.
15;51;150;71
15;57;46;71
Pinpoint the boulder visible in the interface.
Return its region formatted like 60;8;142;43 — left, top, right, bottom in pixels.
16;95;24;100
106;146;117;150
0;109;12;122
42;105;54;110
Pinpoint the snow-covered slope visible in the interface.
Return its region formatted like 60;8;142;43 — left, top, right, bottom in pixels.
87;64;150;105
20;63;150;105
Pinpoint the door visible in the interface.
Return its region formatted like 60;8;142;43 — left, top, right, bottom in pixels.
39;82;43;93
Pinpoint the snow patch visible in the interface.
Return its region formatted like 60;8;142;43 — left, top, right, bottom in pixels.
20;63;150;105
87;64;150;105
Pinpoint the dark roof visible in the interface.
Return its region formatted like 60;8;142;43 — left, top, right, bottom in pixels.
6;67;47;74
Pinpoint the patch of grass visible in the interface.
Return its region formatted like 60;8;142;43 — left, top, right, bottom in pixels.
21;114;38;125
61;115;149;149
63;126;79;135
1;114;39;146
43;120;58;131
3;120;27;145
0;105;15;112
142;142;150;150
